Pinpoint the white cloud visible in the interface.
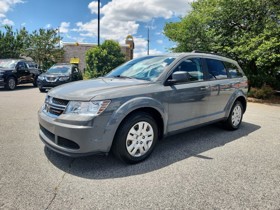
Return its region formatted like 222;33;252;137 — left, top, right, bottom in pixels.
45;23;51;29
65;34;85;43
0;0;23;25
133;37;163;58
1;18;14;25
59;22;70;33
88;1;101;14
74;0;191;56
157;40;163;44
76;0;191;41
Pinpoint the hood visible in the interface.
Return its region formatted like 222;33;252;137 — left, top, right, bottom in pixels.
48;77;151;101
0;68;14;72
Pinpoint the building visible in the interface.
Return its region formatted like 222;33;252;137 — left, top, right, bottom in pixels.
62;36;134;72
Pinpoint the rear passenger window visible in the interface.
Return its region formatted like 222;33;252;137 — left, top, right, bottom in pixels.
205;59;228;79
173;58;203;81
224;62;243;78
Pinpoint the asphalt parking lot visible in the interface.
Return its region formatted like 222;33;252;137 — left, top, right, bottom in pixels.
0;85;280;209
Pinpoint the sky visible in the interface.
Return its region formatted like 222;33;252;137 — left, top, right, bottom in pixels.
0;0;192;57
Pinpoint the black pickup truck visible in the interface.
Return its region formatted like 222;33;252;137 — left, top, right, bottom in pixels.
0;59;41;90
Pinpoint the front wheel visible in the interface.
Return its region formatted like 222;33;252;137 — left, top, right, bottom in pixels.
112;112;158;164
39;88;46;93
5;77;16;90
225;101;243;130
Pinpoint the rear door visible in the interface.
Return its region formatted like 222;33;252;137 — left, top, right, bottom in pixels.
204;58;233;119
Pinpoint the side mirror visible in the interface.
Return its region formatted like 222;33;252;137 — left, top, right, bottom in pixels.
166;71;189;85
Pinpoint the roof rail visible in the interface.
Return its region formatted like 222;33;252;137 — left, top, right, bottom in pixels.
191;50;224;57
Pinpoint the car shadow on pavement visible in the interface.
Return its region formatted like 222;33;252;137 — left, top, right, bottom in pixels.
44;121;260;179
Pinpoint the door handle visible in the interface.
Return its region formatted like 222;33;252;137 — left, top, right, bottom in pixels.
200;86;209;91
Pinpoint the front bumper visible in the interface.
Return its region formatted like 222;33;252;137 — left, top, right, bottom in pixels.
37;79;69;89
38;110;114;157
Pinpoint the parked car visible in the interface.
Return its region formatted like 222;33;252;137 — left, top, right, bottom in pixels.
38;52;248;163
37;63;83;92
0;59;40;90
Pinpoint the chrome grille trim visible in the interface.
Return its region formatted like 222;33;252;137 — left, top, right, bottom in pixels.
46;77;58;82
43;96;69;117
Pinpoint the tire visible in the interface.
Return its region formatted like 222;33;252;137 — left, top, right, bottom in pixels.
39;88;46;93
225;101;243;130
5;77;16;90
33;78;38;87
112;112;158;164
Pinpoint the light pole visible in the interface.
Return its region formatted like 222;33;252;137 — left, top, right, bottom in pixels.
98;0;100;46
147;27;150;55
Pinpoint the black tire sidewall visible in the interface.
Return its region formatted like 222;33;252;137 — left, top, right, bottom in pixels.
113;112;158;164
227;101;243;130
6;77;16;90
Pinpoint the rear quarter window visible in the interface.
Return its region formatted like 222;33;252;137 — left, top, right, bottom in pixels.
224;62;244;78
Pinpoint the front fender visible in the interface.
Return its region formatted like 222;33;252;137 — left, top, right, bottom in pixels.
102;97;167;150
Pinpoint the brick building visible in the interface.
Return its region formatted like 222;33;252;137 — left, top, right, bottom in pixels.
62;36;134;72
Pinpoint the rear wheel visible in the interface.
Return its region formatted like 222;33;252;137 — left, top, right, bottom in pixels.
225;101;243;130
5;77;16;90
112;112;158;164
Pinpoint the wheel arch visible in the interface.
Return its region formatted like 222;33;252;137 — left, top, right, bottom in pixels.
104;97;167;152
117;107;165;140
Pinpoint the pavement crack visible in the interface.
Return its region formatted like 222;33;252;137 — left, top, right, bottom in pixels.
45;159;75;210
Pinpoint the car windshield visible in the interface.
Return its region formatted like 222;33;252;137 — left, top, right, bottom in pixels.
47;65;71;74
0;60;17;69
105;56;176;81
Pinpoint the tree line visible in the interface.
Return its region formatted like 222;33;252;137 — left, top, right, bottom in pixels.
164;0;280;90
0;26;63;70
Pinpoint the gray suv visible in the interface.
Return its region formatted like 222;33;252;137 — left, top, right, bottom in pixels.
38;52;248;163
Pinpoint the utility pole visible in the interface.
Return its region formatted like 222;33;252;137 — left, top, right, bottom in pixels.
147;27;150;55
98;0;100;46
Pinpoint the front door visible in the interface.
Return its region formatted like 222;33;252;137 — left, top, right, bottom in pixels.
162;57;211;132
16;62;31;83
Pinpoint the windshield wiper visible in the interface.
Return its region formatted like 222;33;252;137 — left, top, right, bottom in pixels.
112;75;133;79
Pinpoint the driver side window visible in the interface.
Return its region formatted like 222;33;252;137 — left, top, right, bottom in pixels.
17;62;27;70
173;58;204;81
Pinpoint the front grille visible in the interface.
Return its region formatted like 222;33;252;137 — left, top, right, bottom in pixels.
46;77;57;82
44;96;69;117
52;98;69;106
40;124;55;142
58;136;80;149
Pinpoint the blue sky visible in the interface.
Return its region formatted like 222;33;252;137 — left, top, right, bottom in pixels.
0;0;192;57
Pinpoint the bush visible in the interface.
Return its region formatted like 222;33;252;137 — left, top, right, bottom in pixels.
248;85;275;99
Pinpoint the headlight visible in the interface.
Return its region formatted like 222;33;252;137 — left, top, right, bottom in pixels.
64;100;111;116
38;75;45;80
59;76;70;81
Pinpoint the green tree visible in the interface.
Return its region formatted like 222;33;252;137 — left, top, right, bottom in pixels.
164;0;280;89
24;28;63;70
85;40;126;78
0;26;30;58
